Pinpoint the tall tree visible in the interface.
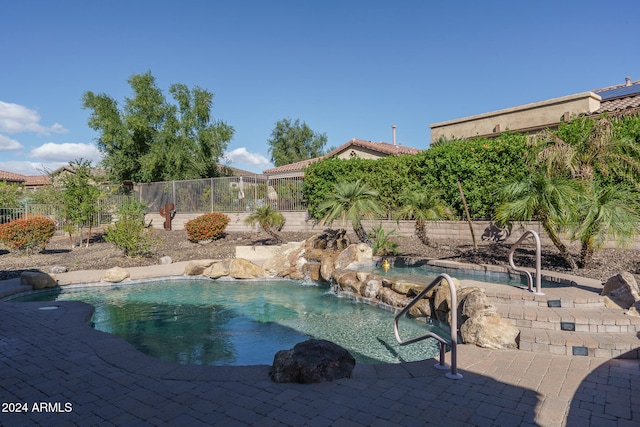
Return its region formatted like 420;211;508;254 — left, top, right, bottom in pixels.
82;71;233;182
268;118;327;167
60;159;102;248
319;180;385;245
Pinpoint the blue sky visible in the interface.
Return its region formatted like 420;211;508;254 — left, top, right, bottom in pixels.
1;0;639;176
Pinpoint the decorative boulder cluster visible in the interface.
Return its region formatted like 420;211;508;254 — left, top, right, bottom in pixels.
329;267;520;350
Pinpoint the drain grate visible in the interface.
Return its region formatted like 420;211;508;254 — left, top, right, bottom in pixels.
572;346;589;356
561;322;575;331
547;299;562;308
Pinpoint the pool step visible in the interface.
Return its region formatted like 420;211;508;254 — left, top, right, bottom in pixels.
516;326;640;359
488;300;640;359
492;302;640;334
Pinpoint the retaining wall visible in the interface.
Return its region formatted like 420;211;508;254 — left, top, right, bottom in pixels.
146;211;640;250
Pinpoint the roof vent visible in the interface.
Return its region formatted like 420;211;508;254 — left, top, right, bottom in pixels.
626;76;631;86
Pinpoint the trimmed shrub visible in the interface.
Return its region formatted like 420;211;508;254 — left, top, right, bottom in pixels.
185;212;230;242
105;200;156;257
0;215;56;254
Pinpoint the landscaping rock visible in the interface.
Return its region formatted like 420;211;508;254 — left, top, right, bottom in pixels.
601;272;640;309
460;313;519;350
229;258;264;279
159;256;172;265
102;267;129;283
270;339;355;383
184;259;216;275
334;243;373;269
21;271;57;289
203;260;231;279
49;266;68;274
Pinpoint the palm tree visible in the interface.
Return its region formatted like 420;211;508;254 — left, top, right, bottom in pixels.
571;182;640;268
494;170;582;270
533;115;640;184
530;115;640;267
244;205;285;244
318;180;385;245
395;188;454;247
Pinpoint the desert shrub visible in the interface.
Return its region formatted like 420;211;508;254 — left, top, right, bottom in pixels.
185;212;230;242
105;200;156;257
0;215;56;254
369;225;398;256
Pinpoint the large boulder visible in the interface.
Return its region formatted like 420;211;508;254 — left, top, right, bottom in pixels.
320;255;335;282
460;313;519;350
184;259;216;276
334;244;373;269
270;339;355;383
377;287;412;308
460;288;496;320
229;258;265;279
21;271;57;289
102;267;129;283
203;260;231;279
601;272;640;309
262;243;306;278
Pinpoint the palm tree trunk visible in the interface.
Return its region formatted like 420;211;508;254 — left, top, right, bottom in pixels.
542;221;578;270
354;223;371;245
262;225;283;244
415;220;431;246
579;240;594;268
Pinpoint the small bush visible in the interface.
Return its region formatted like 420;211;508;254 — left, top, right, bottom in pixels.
369;225;398;256
0;215;56;254
185;212;230;242
105;200;156;257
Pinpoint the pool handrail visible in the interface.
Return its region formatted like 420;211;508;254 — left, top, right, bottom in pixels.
393;273;463;380
508;229;544;295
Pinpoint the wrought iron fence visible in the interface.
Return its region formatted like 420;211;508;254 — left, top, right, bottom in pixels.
136;175;305;214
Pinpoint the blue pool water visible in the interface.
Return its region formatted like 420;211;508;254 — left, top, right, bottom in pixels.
13;278;446;366
364;263;560;288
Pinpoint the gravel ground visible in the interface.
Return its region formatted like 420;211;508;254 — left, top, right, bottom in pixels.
1;228;639;283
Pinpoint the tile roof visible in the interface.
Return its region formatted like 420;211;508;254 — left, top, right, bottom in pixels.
263;138;422;175
24;175;51;186
326;138;421;157
0;170;26;183
0;170;51;186
593;79;640;114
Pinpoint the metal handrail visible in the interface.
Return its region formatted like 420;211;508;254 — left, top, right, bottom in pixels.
393;273;462;380
508;229;543;295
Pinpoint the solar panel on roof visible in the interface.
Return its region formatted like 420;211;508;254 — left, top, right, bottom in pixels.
597;85;640;100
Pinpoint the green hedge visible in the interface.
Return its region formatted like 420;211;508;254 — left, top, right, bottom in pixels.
303;132;529;220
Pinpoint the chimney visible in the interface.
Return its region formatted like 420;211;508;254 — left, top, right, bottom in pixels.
392;125;397;146
626;76;631;86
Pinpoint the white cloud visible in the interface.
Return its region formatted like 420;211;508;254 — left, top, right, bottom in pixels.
0;134;23;151
223;147;271;168
29;142;102;163
0;160;64;176
0;101;68;135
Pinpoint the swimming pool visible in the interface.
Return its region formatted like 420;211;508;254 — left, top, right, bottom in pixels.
12;278;446;366
363;262;561;288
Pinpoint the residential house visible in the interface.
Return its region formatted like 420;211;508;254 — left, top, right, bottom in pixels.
263;137;422;178
430;77;640;141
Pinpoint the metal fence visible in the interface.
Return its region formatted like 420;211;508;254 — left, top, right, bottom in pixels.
136;175;305;214
0;194;133;230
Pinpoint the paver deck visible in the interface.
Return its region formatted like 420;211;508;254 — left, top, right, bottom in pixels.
1;264;639;426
